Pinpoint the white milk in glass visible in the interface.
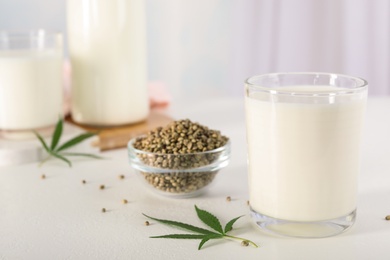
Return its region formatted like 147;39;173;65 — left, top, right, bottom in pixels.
245;86;366;222
67;0;149;126
0;50;62;130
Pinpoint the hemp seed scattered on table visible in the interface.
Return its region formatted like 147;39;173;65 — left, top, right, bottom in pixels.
241;240;249;247
82;180;86;184
41;174;46;179
133;119;229;194
102;208;106;213
145;221;150;226
226;196;231;202
99;185;105;190
119;175;125;180
122;199;128;204
385;215;390;220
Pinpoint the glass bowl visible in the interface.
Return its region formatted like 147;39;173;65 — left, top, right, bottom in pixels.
127;137;231;198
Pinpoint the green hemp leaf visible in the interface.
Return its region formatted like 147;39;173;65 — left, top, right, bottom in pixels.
143;205;259;250
34;117;103;167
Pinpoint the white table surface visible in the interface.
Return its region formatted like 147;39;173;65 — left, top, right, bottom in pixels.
1;97;390;260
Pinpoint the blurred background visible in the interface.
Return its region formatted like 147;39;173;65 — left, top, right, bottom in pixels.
0;0;389;100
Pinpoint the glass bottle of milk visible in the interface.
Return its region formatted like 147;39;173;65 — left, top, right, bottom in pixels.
67;0;149;126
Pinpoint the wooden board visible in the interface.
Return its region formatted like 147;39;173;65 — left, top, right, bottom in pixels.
66;111;173;151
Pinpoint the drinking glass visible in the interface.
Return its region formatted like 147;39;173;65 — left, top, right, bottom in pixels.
245;72;368;238
0;30;63;139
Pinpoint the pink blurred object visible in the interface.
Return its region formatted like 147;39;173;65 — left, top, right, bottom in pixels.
148;81;172;108
62;60;171;116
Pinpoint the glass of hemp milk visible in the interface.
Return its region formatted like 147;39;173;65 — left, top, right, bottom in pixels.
245;73;368;238
0;31;63;139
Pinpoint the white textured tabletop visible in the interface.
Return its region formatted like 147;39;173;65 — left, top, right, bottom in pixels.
1;97;390;260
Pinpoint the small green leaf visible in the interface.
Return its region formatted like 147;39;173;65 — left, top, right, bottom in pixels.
50;152;72;167
150;234;206;239
143;206;259;250
143;214;217;235
50;117;63;150
195;205;224;234
198;234;223;250
198;238;210;250
55;132;96;152
224;215;244;233
60;152;104;159
34;131;50;153
35;118;103;167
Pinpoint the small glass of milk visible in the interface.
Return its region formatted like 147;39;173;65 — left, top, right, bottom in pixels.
0;30;63;139
245;72;368;238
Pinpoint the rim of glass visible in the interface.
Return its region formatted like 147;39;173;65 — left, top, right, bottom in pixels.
245;72;368;96
0;30;62;39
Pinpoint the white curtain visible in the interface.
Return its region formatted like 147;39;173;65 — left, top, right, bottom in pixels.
147;0;390;98
0;0;389;98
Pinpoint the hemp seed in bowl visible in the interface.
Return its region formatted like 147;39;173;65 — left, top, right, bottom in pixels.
127;119;230;198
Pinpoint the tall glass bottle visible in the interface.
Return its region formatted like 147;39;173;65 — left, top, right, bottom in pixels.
67;0;149;126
